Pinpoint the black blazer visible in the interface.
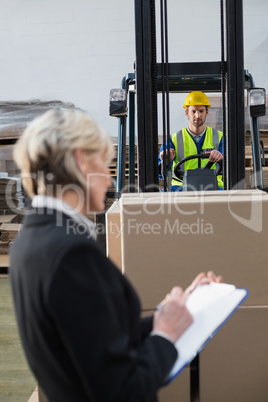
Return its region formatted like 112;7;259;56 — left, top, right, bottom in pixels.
10;208;177;402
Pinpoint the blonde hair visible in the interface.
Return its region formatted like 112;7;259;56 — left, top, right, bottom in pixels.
13;109;114;198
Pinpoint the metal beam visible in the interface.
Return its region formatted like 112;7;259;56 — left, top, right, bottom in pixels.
156;62;224;92
226;0;245;189
134;0;159;191
134;0;246;192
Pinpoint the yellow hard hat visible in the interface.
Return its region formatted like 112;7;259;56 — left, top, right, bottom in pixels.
183;91;211;109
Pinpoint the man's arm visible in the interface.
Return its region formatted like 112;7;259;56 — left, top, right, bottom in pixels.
158;138;176;179
208;137;223;163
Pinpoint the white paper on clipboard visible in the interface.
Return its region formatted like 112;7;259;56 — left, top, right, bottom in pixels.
165;283;249;384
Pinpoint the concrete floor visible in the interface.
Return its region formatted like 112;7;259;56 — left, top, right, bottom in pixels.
0;275;37;401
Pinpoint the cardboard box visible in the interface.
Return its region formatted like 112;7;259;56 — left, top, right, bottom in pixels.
199;306;268;402
158;367;190;402
0;215;16;224
120;190;268;309
106;200;122;270
105;192;268;401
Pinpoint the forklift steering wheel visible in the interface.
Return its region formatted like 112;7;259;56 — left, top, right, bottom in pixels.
173;154;222;181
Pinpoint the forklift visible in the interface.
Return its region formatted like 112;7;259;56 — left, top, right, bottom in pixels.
109;0;266;195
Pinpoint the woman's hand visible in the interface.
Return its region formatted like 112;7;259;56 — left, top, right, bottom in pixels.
185;271;223;296
153;286;193;342
153;272;223;342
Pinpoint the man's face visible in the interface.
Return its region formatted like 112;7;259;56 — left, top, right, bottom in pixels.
185;105;208;128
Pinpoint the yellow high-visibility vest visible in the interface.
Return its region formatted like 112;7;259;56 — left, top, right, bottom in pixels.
171;127;223;189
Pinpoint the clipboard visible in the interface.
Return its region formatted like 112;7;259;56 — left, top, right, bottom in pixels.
165;282;249;384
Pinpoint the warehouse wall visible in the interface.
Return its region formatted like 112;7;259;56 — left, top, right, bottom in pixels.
0;0;267;137
0;0;135;137
244;0;268;90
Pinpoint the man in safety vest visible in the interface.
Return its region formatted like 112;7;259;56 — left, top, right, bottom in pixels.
158;91;223;191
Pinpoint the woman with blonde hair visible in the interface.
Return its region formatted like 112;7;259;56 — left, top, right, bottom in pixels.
10;109;221;402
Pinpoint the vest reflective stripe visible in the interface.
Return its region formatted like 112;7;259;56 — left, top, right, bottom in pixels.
212;127;220;151
171;127;223;188
175;129;185;165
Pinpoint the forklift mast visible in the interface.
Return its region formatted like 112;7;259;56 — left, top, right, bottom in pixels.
134;0;245;191
110;0;265;194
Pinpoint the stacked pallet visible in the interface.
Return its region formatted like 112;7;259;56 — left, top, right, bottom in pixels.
0;223;21;242
0;176;24;216
0;223;21;254
245;129;268;167
262;167;268;187
108;143;138;189
245;129;268;188
260;131;268;168
0;216;20;254
0;100;77;140
0;145;18;175
106;143;138;207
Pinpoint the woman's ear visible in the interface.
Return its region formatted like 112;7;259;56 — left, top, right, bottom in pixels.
74;148;88;177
